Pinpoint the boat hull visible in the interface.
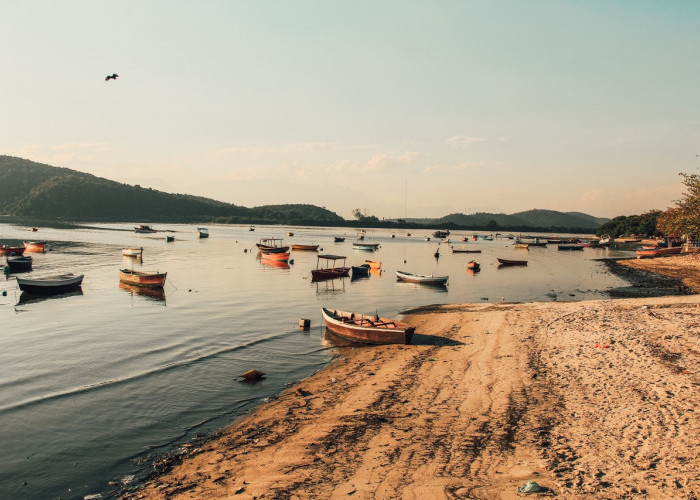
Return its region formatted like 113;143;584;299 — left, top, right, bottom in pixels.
352;243;380;251
7;256;32;272
17;274;84;294
311;268;350;281
0;246;25;255
322;307;414;345
396;270;448;285
119;270;167;288
636;247;683;258
291;244;319;251
23;241;46;253
497;258;527;266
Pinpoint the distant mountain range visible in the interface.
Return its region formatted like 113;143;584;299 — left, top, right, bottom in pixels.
0;156;608;231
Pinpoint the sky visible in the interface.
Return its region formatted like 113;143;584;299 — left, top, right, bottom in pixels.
2;1;699;220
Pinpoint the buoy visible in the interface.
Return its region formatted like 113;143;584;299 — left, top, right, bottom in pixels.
299;318;310;330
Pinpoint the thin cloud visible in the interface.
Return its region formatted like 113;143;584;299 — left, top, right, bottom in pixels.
446;136;487;149
423;161;484;173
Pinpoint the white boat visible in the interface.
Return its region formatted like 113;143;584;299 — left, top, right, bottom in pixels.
16;274;84;294
599;234;613;246
197;227;209;238
352;242;380;251
396;270;448;285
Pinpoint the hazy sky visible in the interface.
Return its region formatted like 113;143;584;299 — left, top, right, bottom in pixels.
2;1;698;219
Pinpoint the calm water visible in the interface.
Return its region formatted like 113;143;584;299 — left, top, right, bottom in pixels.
0;223;638;499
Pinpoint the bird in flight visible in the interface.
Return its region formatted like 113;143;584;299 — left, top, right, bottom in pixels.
105;73;119;81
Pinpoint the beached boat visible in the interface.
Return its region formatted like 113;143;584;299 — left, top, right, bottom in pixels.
351;264;370;278
122;247;143;257
197;228;209;238
16;273;84;294
256;238;289;253
6;255;32;272
497;258;527;266
467;260;480;271
311;255;350;282
321;307;415;345
260;251;290;261
558;244;584;251
364;260;381;270
134;225;157;233
334;237;345;242
291;244;319;251
23;241;46;252
352;242;380;251
0;245;25;256
395;270;449;285
635;247;683;259
119;269;167;288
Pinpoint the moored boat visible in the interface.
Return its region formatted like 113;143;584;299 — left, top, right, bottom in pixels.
197;228;209;238
635;246;683;259
260;251;290;261
6;255;32;272
291;244;319;251
599;234;614;246
497;258;527;266
256;238;289;253
23;241;46;253
134;225;157;233
334;237;345;242
395;270;448;285
119;269;167;288
321;307;415;345
0;245;25;256
432;230;450;238
466;260;480;271
16;273;84;294
311;255;350;282
166;236;175;242
351;264;370;278
352;242;380;251
364;260;381;270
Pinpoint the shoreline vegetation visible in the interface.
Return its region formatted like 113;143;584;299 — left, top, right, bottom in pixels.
124;255;700;499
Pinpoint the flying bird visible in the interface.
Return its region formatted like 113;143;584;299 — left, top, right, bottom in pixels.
105;73;119;81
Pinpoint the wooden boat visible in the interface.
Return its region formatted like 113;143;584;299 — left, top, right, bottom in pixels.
351;264;370;278
558;244;584;251
635;247;683;259
256;238;289;253
16;273;84;294
497;258;527;266
291;244;319;251
260;251;290;261
166;236;175;242
6;255;32;272
352;242;380;251
134;225;157;233
466;260;480;271
396;270;448;285
432;230;450;238
452;247;481;254
334;237;345;242
119;269;167;288
240;369;265;380
23;241;46;253
364;260;381;270
311;255;350;281
197;228;209;238
261;258;290;269
0;245;25;256
321;307;415;345
122;247;143;257
514;243;530;249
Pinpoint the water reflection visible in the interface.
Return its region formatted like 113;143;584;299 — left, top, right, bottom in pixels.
313;277;346;294
260;259;290;270
118;281;166;302
17;289;84;305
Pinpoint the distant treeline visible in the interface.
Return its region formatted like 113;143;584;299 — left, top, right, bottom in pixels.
595;211;660;238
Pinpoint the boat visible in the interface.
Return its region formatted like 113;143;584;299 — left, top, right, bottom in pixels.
334;237;345;242
0;245;25;256
256;238;289;253
599;234;614;246
31;227;38;232
291;244;319;251
134;225;157;233
424;236;431;241
119;269;167;288
240;369;265;380
311;255;350;282
321;307;415;345
23;241;46;253
16;273;84;294
287;232;294;237
395;270;448;286
352;242;380;251
166;236;175;242
351;264;370;278
122;247;143;257
497;258;527;266
558;244;584;251
481;236;494;241
432;230;450;238
364;260;381;270
249;226;255;231
451;247;481;254
6;255;32;272
514;243;530;249
197;228;209;238
260;251;290;261
635;247;683;259
466;260;480;271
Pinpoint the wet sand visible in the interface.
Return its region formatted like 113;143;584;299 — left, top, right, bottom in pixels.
126;256;700;499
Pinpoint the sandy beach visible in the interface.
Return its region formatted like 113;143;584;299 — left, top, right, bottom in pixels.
126;256;700;499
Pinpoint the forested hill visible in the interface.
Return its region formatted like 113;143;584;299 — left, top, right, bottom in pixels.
0;156;344;224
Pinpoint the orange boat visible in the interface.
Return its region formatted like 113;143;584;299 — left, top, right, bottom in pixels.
119;269;167;288
23;241;46;253
635;247;682;259
260;251;290;261
291;244;319;251
364;260;381;270
0;245;25;255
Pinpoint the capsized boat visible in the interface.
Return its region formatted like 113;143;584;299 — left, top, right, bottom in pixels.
395;270;448;285
321;307;415;345
16;273;84;294
119;269;167;288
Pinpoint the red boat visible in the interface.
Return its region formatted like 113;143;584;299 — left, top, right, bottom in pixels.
321;307;415;345
23;241;46;252
0;245;25;255
635;247;683;259
467;260;480;271
119;269;167;288
256;238;289;253
497;258;527;266
311;255;350;282
260;251;290;261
